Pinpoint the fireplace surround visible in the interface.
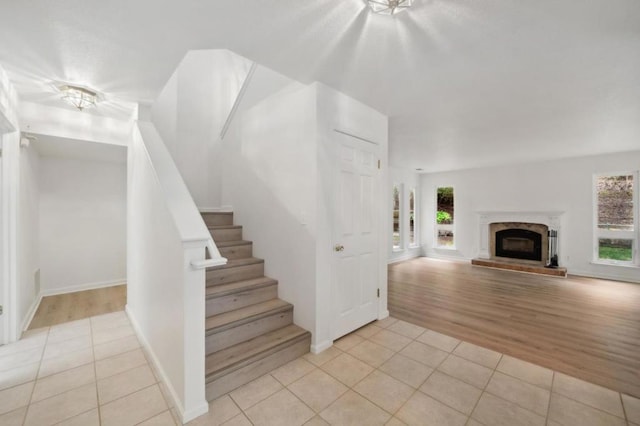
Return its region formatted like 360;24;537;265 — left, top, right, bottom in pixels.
474;211;566;276
477;211;563;263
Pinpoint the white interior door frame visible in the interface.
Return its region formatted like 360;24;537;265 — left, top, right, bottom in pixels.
0;114;19;344
330;128;384;340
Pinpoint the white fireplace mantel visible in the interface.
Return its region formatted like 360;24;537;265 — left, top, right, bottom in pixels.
476;211;564;259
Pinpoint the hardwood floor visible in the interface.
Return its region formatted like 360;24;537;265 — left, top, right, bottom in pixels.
388;258;640;398
28;285;127;330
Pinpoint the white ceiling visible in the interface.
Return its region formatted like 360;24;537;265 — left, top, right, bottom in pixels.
1;0;639;172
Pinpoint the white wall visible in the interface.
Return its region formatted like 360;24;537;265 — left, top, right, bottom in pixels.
222;69;390;351
0;64;20;343
127;122;209;423
152;50;252;209
421;151;640;283
389;167;421;263
17;142;40;331
314;83;389;349
222;68;320;345
39;156;126;294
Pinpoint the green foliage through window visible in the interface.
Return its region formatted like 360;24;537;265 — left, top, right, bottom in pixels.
437;211;452;224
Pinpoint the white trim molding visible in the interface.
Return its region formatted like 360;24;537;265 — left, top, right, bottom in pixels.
40;279;126;297
126;306;209;423
199;206;233;213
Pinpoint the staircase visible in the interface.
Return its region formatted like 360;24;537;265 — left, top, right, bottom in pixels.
202;212;311;400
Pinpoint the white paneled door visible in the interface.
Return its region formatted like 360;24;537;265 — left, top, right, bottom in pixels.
332;130;380;340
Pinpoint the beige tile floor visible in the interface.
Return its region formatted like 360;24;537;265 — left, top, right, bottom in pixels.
1;312;640;426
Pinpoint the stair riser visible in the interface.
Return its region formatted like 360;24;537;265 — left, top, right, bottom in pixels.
202;213;234;227
206;336;311;401
206;309;293;354
206;263;264;286
207;285;278;316
210;227;243;242
218;244;253;260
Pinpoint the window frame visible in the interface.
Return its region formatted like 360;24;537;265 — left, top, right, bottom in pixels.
408;187;418;248
392;183;403;251
435;185;455;250
592;171;638;266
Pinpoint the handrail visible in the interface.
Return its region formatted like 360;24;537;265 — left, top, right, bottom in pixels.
135;122;227;270
190;241;227;269
220;61;257;140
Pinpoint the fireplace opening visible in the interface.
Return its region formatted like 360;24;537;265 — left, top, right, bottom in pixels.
495;229;542;261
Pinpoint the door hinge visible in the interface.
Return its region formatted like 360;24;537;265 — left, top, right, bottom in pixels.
377;288;380;298
0;305;3;315
377;159;381;169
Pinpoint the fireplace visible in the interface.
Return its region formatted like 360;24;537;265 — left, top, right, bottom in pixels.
489;222;549;265
473;211;566;276
495;228;542;261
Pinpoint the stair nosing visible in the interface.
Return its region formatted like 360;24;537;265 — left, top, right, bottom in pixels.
208;225;242;230
205;325;310;380
206;299;292;334
215;240;252;248
206;257;263;271
206;277;277;298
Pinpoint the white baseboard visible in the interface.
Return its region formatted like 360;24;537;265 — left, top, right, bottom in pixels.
125;305;206;424
310;340;333;354
569;269;640;284
424;249;469;262
388;252;421;264
378;310;390;320
199;205;233;213
21;293;43;333
40;279;126;297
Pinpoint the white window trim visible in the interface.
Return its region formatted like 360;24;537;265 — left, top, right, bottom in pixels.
409;187;419;248
592;171;638;266
393;183;403;250
435;185;455;249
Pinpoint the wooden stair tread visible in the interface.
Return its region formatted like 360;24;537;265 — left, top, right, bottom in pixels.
206;299;291;332
205;324;310;378
201;212;233;215
208;225;242;230
215;240;252;248
207;257;263;271
206;277;277;298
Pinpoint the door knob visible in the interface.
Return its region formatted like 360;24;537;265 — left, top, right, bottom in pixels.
334;244;345;252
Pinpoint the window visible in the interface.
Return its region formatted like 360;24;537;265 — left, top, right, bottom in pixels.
436;186;454;248
409;188;417;246
594;173;637;265
393;184;402;249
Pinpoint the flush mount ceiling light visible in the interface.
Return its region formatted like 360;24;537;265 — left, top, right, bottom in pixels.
58;84;100;111
367;0;413;15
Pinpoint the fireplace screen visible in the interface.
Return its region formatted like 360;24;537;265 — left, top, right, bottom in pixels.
495;229;542;261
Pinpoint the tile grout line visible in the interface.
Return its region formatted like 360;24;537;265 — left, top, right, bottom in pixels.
420;323;625;423
466;354;501;425
620;391;628;422
21;325;51;425
549;378;629;420
391;344;439;423
545;371;555;425
393;316;636;421
89;315;102;425
226;387;252;425
365;327;458;421
280;375;322;424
